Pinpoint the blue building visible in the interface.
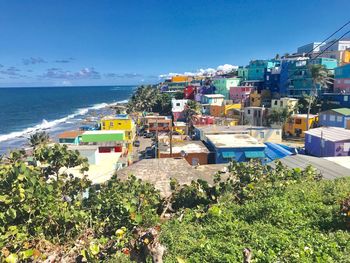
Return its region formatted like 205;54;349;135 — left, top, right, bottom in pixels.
321;93;350;109
247;60;280;81
264;67;281;95
205;134;266;163
319;108;350;128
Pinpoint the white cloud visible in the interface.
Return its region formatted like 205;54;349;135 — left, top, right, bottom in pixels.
159;64;238;79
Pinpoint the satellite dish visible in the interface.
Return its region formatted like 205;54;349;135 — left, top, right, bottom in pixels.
180;150;187;157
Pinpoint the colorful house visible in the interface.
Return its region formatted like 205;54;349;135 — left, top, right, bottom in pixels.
158;140;209;165
237;66;249;81
229;86;253;105
81;130;126;154
321;93;350;108
334;64;350;93
201;94;225;106
305;127;350;157
284;114;318;137
319;108;350;129
213;78;241;99
192;115;215;126
148;118;172;133
244;106;267;126
58;130;83;144
184;85;197;99
247;60;280;81
287;58;337;97
172;99;188;121
271;97;298;113
206;134;266;163
101;114;135;141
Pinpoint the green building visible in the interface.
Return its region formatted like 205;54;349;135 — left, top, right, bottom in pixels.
213;77;241;99
237;66;248;81
287;58;337;97
247;60;280;81
81;130;125;143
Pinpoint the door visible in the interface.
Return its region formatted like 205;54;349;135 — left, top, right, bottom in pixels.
347;119;350;129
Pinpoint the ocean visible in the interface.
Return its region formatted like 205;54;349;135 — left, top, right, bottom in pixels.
0;85;136;154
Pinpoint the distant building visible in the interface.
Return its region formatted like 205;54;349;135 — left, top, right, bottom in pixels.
229;86;253;105
158;140;210;165
297;42;325;54
58;130;83;144
264;66;281;95
247;60;280;81
321;93;350;108
287;58;337;97
206;134;266;163
334;64;350;93
237;66;249;80
320;39;350;52
271;97;298;113
249;90;272;107
244;106;267;126
172;99;188;121
319;108;350;129
201;94;225;106
192;115;215;126
184;85;197;99
284;114;318;137
213;78;241;99
305;127;350;157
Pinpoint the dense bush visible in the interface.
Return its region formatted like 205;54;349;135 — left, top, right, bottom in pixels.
1;147;350;262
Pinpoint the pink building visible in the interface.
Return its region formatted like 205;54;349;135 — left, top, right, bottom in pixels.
334;78;350;93
229;86;254;105
193;115;215;125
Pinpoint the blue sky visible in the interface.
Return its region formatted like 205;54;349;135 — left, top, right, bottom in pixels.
0;0;349;87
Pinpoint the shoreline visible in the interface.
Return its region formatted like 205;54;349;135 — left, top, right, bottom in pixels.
0;100;130;155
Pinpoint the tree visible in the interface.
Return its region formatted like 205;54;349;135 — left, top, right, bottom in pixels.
183;100;201;135
33;144;89;180
267;108;292;128
306;64;332;130
28;131;50;150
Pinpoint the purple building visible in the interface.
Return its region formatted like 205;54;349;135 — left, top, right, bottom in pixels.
305;127;350;157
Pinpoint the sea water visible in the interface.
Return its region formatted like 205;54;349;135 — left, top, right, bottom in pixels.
0;85;135;154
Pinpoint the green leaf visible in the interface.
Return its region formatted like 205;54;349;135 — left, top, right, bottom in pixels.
176;257;187;263
134;213;142;224
89;243;100;256
5;254;18;263
7;208;16;219
20;249;33;259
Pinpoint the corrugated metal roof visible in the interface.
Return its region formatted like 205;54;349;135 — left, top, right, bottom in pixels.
58;130;84;139
304;127;350;142
270;154;350;179
264;142;293;162
331;108;350;116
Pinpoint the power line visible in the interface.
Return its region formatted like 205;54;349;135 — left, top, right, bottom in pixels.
304;20;350;56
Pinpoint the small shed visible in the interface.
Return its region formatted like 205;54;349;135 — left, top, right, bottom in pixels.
305;127;350;157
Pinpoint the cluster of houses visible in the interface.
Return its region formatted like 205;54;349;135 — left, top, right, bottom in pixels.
54;39;350;187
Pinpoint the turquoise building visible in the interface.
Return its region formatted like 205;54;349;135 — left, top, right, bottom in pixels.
247;60;280;81
287;58;337;97
213;77;241;99
237;66;249;81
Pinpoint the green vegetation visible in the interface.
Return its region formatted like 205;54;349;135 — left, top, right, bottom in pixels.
127;85;172;115
1;142;350;262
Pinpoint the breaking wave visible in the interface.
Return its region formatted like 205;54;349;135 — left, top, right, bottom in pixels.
0;102;112;143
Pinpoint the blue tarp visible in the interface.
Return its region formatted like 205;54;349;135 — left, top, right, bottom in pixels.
264;142;293;163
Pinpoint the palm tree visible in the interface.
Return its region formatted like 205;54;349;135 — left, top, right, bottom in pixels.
184;100;201;136
306;64;332;130
28;131;50;150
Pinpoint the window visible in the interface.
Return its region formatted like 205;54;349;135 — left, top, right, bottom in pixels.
274;101;278;105
276;130;280;135
260;132;265;138
176;103;180;106
295;119;302;124
330;115;336;121
337;116;343;122
345;96;349;102
323;115;326;121
110;122;114;127
247;109;251;114
280;101;283;106
344;143;350;152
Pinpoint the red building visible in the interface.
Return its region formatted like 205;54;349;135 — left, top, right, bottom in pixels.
192;115;215;125
184;85;196;99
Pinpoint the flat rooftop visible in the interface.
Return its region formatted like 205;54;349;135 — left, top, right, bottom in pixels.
58;130;84;139
195;125;280;134
305;127;350;142
206;134;266;148
203;94;225;98
159;140;209;154
83;130;124;135
291;114;318;119
116;158;225;196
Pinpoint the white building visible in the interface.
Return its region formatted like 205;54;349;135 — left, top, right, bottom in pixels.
297;42;325;54
244;106;267;126
171;99;188;112
271;97;298;113
320;40;350;52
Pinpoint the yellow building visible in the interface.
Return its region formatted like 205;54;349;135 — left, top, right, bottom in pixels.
101;114;136;152
249;91;261;107
171;75;191;83
173;121;187;135
224;103;241;118
284;114;318;137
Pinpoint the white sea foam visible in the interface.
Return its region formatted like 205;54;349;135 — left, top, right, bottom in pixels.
0;102;116;143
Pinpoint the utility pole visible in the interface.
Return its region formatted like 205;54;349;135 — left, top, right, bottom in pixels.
155;119;158;159
169;120;173;157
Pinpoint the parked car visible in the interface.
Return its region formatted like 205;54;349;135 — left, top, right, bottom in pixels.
144;147;154;159
144;132;154;138
133;140;140;147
